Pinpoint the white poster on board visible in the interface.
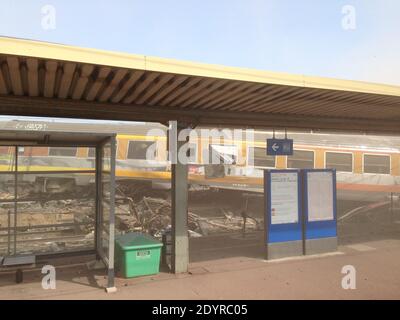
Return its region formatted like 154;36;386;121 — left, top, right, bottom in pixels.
270;172;299;225
307;171;334;222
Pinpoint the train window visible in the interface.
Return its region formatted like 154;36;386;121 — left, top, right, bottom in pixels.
0;146;15;171
88;148;96;158
127;141;156;160
287;150;314;169
363;154;390;174
49;147;77;157
89;141;118;158
17;147;95;171
208;144;237;165
325;152;353;172
248;147;275;168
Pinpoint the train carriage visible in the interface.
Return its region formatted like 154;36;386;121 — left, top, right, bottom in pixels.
0;119;399;203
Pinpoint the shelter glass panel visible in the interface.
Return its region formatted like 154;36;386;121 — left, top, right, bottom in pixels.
0;186;15;256
15;198;95;255
0;173;15;201
99;141;113;267
0;146;15;171
13;172;95;255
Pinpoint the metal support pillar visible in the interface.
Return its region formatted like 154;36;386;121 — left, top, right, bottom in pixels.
170;121;189;274
106;136;117;292
95;145;102;260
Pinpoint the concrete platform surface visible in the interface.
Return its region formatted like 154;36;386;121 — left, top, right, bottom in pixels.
0;239;400;300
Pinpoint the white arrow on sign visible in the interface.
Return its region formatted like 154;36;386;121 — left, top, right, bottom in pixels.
272;143;279;152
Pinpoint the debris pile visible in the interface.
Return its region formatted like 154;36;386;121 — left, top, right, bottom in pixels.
116;196;262;239
0;198;95;254
0;179;263;255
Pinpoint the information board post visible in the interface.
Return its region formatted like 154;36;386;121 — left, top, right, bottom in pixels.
302;169;337;255
264;170;303;259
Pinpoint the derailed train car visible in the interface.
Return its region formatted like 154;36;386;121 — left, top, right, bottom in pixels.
1;119;400;202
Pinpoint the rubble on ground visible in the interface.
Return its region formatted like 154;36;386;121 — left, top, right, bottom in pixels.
116;196;262;239
0;182;262;255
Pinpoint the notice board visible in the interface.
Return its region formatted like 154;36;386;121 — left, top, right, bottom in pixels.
270;171;299;224
265;170;302;243
303;169;337;239
307;171;334;222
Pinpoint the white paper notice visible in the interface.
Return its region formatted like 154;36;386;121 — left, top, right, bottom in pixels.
270;172;299;225
307;171;334;222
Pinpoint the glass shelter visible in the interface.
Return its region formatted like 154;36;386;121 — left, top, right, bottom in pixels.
0;129;116;290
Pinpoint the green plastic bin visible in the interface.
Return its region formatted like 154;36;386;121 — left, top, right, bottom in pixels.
115;232;163;278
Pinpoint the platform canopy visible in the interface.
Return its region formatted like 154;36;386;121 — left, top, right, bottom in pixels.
0;37;400;134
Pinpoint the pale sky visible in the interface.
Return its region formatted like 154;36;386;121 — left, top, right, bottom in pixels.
0;0;399;85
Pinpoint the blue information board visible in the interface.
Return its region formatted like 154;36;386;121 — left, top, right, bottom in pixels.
303;169;337;239
264;170;302;244
267;139;293;156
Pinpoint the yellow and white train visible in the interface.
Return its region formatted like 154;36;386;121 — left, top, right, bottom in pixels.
1;120;400;202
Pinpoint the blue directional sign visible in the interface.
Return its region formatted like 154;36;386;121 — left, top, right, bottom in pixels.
267;139;294;156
